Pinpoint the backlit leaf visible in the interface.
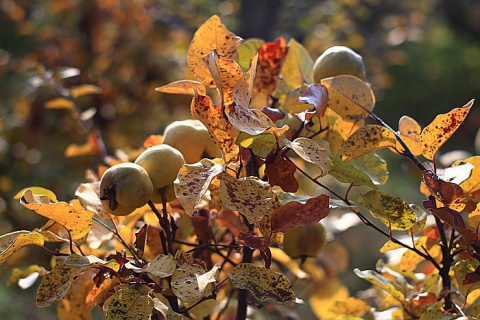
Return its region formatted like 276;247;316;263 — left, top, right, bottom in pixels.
321;75;375;122
174;159;224;215
36;260;87;307
452;259;480;296
297;83;329;120
327;114;364;156
421;100;473;160
219;172;273;224
469;203;480;229
225;104;283;136
103;287;153;320
422;170;466;208
309;278;349;319
70;84;102;98
0;231;44;266
280;38;313;89
342;125;397;161
329;156;376;189
152;296;183;320
253;37;288;96
354;268;405;302
190;93;239;162
359;189;416;230
187;15;237;88
237;132;276;158
204;50;244;106
452;156;480;210
21;190;93;239
64;254;120;272
230;263;302;304
45;98;75;110
233;54;257;108
237;38;264;71
286;137;331;176
57;270;95;320
399;236;441;271
155;80;206;96
330;297;372;318
142;254;176;278
350;152;388;186
271;194;330;232
397;115;422;156
171;264;219;303
264;152;298;192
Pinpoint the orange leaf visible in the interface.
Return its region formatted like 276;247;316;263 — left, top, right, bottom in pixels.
341;125;397;161
253;37;288;96
421;100;474;160
155;80;206;96
397;115;422;156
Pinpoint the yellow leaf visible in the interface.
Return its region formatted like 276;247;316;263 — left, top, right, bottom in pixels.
57;270;95;320
421;100;474;160
70;84;101;98
397;115;422;156
321;75;375;122
14;186;57;202
354;268;405;302
342;125;397;161
452;259;480;296
45;97;75;110
230;263;302;304
190;93;239;162
0;231;44;266
187;15;237;88
399;236;441;271
219;172;274;224
21;190;93;239
280;38;314;89
156;80;207;95
174;159;224;215
36;260;87;307
103;287;154;320
64;254;120;272
328;114;364;156
358;189;416;230
468;203;480;229
329;156;376;189
309;278;349;319
8;264;43;288
350;152;389;186
331;297;372;317
233;53;257;108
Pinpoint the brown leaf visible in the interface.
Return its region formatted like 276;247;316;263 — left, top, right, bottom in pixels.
264;152;298;192
422;170;466;206
271;194;330;232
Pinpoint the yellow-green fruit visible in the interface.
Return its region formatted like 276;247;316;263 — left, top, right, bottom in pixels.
282;223;327;259
100;162;154;216
135;144;186;189
150;183;177;203
162;119;221;163
312;46;366;83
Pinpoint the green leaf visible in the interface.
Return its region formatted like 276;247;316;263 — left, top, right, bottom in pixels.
329;156;376;189
452;257;480;296
237;132;276;158
349;152;388;186
219;172;274;224
36;260;87;307
174;159;224;215
230;263;302;304
237;38;264;71
358;189;416;230
0;231;45;266
103;287;153;320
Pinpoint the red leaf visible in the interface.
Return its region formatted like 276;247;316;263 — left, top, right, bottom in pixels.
271;194;330;232
265;153;298;192
464;266;480;285
253;37;288;96
134;224;147;257
422;170;466;206
262;107;285;123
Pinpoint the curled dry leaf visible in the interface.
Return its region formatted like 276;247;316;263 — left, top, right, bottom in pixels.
155;80;206;96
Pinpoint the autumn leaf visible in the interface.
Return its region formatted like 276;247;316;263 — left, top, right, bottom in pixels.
70;84;102;98
453;259;480;297
280;38;313;89
155;80;206;96
286;137;331;176
64;253;120;272
142;254;176;278
359;189;416;230
309;278;350;319
187;15;238;88
451;156;480;211
171;264;219;303
329;156;377;189
421;100;474;160
422;170;466;207
174;159;224;215
321;75;375;121
354;268;405;302
57;270;96;320
190;93;239;162
36;260;87;307
327;114;364;156
253;37;288;96
225;104;284;136
350;152;388;186
230;263;302;304
14;186;57;202
0;231;44;266
297;83;329;122
233;53;258;108
342;125;397;161
8;264;44;289
264;152;298;192
237;38;264;71
45;97;75;110
219;172;273;224
270;194;330;232
237;132;277;158
397;115;422;156
20;189;93;239
103;287;154;320
152;296;183;320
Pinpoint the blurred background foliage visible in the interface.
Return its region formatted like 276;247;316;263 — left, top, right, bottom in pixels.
0;0;479;318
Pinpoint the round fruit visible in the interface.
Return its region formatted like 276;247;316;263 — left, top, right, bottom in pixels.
134;144;186;189
282;223;327;259
100;162;154;215
162;119;221;163
312;46;366;83
149;183;176;203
